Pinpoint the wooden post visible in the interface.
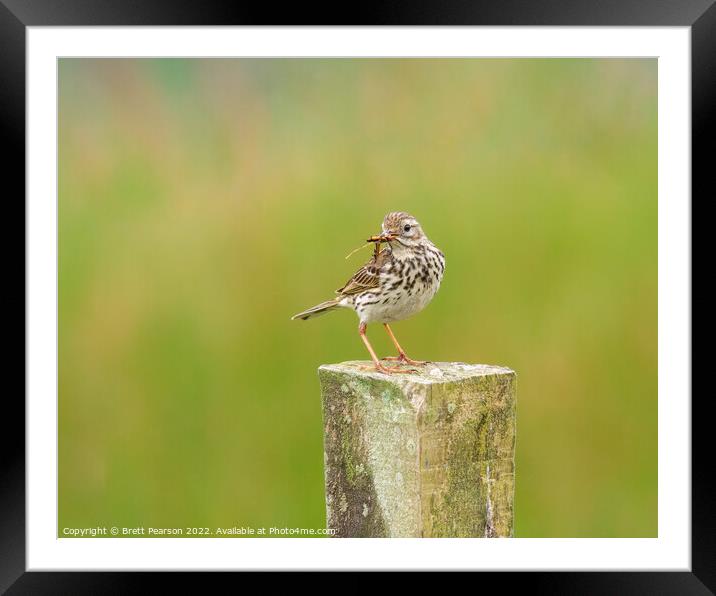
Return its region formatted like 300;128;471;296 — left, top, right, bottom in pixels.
319;361;516;538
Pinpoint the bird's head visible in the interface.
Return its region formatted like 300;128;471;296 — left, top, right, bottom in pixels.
369;211;428;249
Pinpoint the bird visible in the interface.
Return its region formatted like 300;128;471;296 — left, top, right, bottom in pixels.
292;211;445;374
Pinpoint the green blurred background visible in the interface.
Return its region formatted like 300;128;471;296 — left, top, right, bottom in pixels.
58;58;657;537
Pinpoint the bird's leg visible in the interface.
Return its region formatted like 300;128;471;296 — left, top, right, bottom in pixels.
381;323;429;366
358;323;417;374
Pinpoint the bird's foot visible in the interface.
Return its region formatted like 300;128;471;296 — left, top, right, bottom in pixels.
382;354;430;366
358;362;419;375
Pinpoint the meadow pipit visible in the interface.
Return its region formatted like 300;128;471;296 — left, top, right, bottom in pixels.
292;212;445;374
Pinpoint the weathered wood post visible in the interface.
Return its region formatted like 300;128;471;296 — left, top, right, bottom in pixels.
319;361;516;538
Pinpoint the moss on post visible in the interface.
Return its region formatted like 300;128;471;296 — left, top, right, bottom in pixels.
319;361;516;538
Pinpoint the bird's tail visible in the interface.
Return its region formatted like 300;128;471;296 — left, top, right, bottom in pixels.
291;298;342;321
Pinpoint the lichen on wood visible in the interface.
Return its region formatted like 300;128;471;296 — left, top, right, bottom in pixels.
319;361;516;538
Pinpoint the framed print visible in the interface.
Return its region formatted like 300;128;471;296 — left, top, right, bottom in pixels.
6;0;710;590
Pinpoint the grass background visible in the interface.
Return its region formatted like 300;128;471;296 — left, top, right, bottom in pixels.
58;58;657;537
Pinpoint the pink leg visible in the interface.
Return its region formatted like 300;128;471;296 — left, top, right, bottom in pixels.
359;323;417;374
381;323;429;366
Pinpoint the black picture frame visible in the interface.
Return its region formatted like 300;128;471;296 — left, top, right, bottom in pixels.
5;0;709;591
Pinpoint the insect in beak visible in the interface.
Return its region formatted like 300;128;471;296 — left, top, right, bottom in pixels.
367;232;395;243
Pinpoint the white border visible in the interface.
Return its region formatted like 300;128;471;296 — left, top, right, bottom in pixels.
27;27;690;570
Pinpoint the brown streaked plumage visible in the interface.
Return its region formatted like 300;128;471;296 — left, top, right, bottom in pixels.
336;247;390;296
292;212;445;374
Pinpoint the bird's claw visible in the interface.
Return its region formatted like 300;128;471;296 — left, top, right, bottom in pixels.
358;363;419;375
381;355;430;366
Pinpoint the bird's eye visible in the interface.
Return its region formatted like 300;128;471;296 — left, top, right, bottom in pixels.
403;224;411;232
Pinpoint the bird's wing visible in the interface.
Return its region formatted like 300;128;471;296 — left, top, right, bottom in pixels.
336;248;390;296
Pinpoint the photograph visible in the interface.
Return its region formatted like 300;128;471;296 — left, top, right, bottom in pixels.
57;57;657;540
8;6;706;586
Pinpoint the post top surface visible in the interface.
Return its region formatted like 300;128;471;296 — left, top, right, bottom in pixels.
318;360;515;385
